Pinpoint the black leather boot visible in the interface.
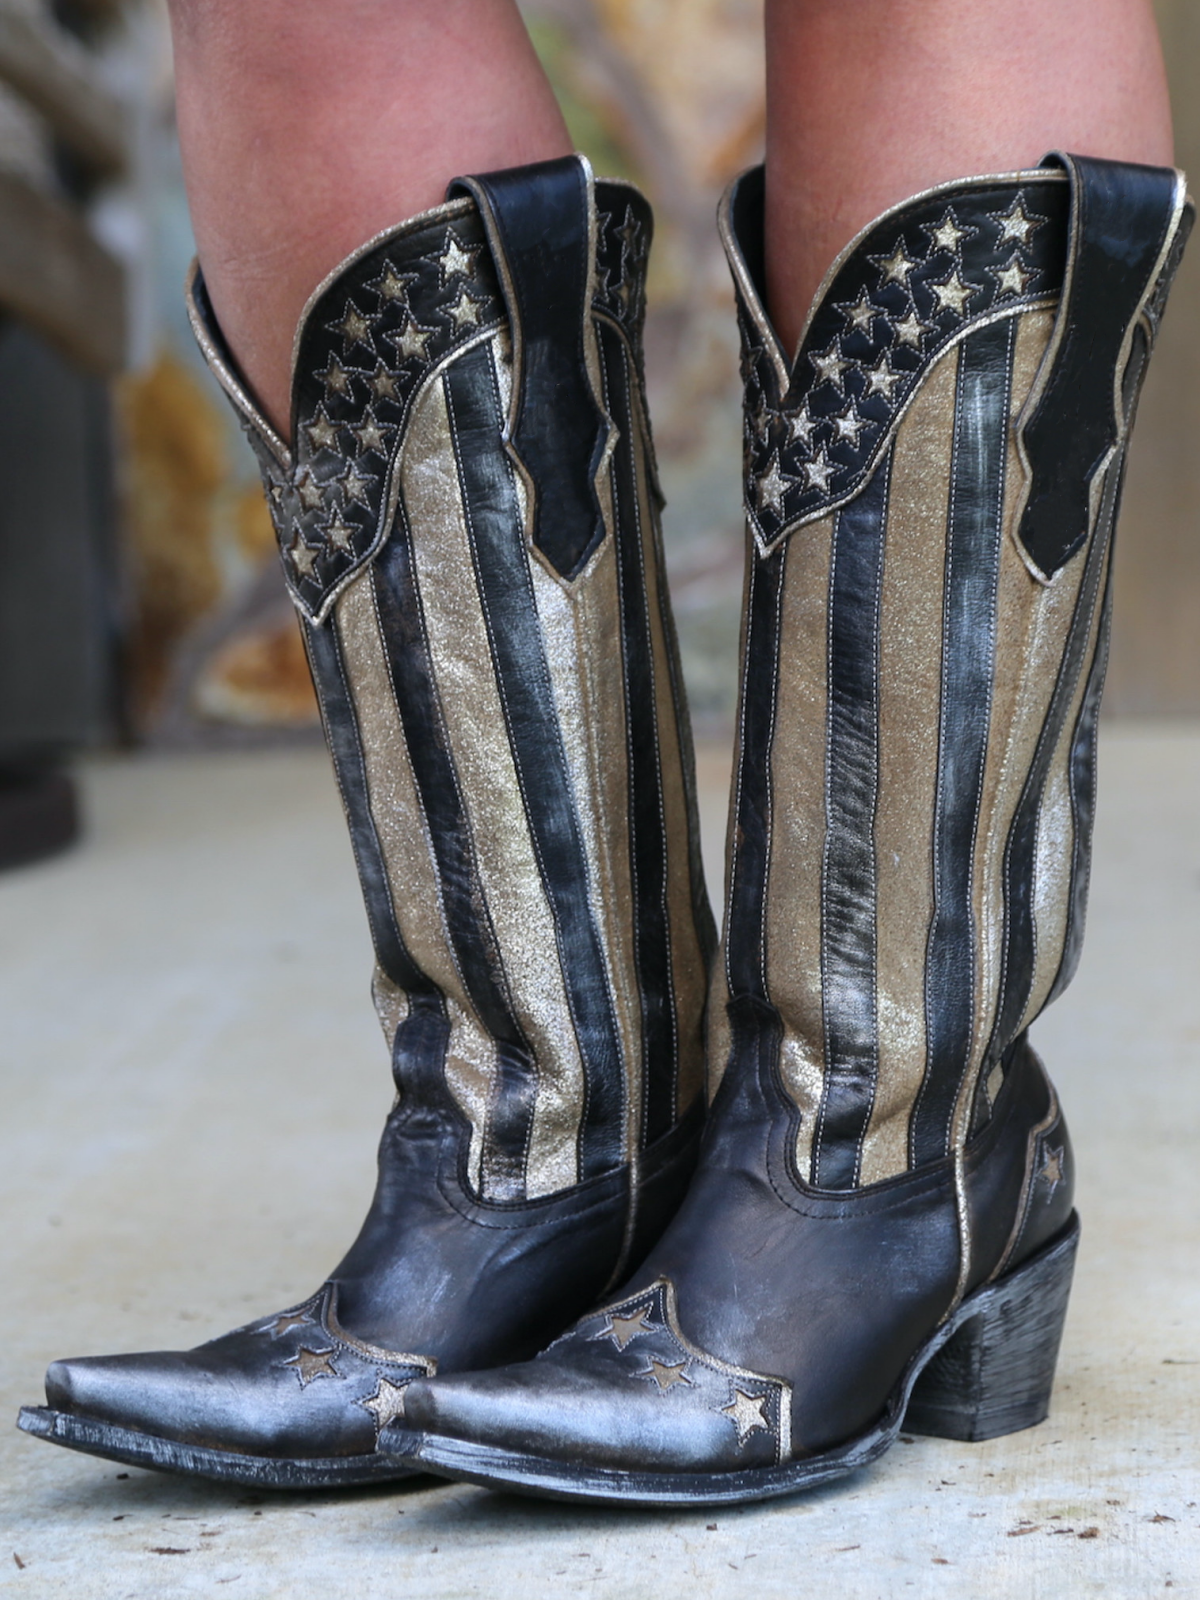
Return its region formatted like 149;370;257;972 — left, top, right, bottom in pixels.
391;153;1191;1505
18;156;715;1488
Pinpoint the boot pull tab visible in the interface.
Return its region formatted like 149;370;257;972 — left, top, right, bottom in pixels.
1016;152;1189;580
449;154;612;583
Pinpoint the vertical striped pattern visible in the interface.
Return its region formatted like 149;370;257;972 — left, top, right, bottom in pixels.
814;457;890;1189
859;351;954;1183
400;368;588;1197
299;304;710;1206
335;569;503;1190
911;318;1015;1168
443;342;626;1185
733;296;1128;1186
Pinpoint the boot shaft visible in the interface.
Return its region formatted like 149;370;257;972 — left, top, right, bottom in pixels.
716;155;1190;1190
188;157;714;1207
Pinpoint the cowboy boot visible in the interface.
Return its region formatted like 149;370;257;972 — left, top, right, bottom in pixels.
18;155;715;1488
391;153;1191;1504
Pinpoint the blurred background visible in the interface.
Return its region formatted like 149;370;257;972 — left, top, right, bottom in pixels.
0;0;1197;864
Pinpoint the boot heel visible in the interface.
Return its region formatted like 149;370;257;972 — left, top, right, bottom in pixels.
905;1212;1080;1443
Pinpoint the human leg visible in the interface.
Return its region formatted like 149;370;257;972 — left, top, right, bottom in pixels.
764;0;1173;351
169;0;571;430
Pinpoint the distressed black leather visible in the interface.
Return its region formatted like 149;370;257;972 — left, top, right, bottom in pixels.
41;1099;701;1467
401;1037;1071;1471
1018;154;1188;577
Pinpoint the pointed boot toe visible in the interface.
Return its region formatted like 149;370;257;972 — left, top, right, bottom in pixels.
44;1351;185;1431
20;1287;435;1486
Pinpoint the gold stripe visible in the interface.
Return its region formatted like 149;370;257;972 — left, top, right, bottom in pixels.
628;371;709;1119
1018;545;1108;1032
335;570;496;1188
858;345;958;1184
403;356;587;1197
763;521;834;1181
371;967;410;1047
952;308;1086;1146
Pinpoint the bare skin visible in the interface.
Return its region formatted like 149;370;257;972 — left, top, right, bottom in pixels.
168;0;1175;420
167;0;570;433
764;0;1175;354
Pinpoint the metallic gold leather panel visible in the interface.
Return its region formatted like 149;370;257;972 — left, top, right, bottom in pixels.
1018;563;1107;1034
858;346;957;1184
371;966;410;1048
401;359;588;1197
762;519;834;1179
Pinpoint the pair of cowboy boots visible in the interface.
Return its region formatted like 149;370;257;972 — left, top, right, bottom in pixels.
20;149;1189;1505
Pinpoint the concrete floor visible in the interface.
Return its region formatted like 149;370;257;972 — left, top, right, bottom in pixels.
1;727;1198;1598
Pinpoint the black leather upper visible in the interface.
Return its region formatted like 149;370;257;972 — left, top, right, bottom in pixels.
451;158;613;580
1018;154;1187;577
401;1038;1074;1469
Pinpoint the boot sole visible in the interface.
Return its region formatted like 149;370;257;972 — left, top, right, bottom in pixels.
389;1212;1080;1507
15;1405;417;1489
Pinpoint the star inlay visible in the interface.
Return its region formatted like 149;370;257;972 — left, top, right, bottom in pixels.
832;404;868;447
436;228;480;284
295;470;325;511
756;454;792;515
353;408;390;457
324;510;356;552
370;363;399;400
926;210;971;254
359;1375;409;1432
636;1357;692;1393
991;255;1034;297
288;533;319;579
596;1305;656;1350
892;309;931;349
446;289;482;329
810;340;852;391
330;301;374;352
864;356;904;401
370;262;415;305
341;463;373;507
316;356;352;398
721;1387;770;1446
872;241;918;286
266;1309;313;1339
389;317;434;363
787;408;819;450
283;1345;341;1386
306;408;340;454
802;447;836;493
838;289;878;336
930;269;975;317
1039;1144;1065;1195
994;197;1042;246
